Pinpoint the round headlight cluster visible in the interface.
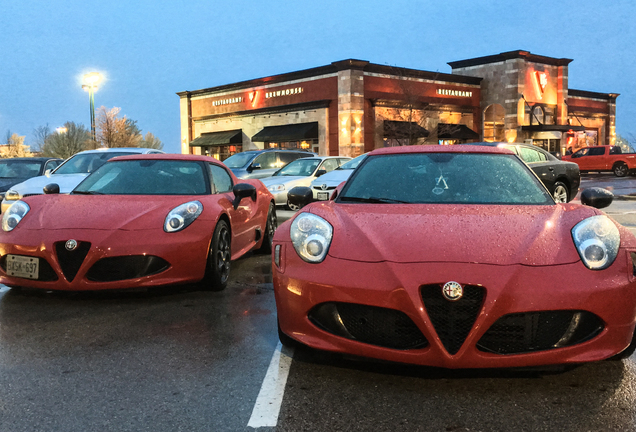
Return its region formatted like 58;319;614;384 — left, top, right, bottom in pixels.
572;215;620;270
2;201;30;232
164;201;203;233
290;213;333;263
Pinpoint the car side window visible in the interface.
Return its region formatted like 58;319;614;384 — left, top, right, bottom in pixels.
209;164;233;194
320;159;340;173
253;152;277;169
588;147;606;156
610;146;622;155
44;160;60;172
278;152;299;166
518;147;544;163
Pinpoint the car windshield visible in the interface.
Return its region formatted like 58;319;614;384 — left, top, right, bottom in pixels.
54;152;138;175
275;158;321;176
73;160;209;195
223;152;258;169
339;153;553;205
337;154;367;170
0;160;43;178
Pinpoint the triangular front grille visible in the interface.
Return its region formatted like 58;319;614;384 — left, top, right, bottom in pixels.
55;241;91;282
421;284;485;355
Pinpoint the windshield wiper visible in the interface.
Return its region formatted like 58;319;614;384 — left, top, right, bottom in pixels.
73;190;105;195
340;196;410;204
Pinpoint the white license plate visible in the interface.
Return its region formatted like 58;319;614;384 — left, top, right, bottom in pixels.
317;192;330;200
6;255;39;279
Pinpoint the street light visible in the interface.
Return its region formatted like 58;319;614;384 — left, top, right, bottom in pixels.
82;72;101;142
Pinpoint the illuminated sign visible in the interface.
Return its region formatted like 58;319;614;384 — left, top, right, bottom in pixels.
533;71;547;100
265;87;304;99
212;96;243;106
437;88;473;97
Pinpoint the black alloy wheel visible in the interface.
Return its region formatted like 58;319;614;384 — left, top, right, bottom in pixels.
552;181;569;203
286;199;300;212
257;202;277;254
200;220;231;291
614;163;629;177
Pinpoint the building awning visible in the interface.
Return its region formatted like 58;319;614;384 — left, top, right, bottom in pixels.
189;130;242;147
251;122;318;142
520;125;586;132
383;121;429;139
437;123;480;140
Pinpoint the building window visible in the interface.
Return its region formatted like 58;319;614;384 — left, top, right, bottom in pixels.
483;104;505;142
266;139;318;150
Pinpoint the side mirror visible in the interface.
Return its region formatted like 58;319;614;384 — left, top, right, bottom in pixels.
249;163;262;172
44;169;52;176
288;186;313;209
232;183;257;210
315;169;327;177
43;183;60;195
580;187;613;209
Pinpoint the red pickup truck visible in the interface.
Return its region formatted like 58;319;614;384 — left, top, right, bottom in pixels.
562;145;636;177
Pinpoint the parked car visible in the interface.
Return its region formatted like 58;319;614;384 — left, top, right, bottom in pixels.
310;154;367;200
465;142;580;203
261;156;351;210
0;154;276;291
562;145;636;177
1;148;164;213
0;157;63;201
274;144;636;368
223;149;316;179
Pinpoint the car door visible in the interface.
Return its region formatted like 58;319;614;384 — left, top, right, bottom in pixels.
517;146;556;192
208;163;258;255
248;152;278;179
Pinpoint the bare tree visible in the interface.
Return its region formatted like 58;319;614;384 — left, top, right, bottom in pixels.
95;106;143;148
140;132;164;150
3;133;31;158
41;122;91;159
32;124;52;153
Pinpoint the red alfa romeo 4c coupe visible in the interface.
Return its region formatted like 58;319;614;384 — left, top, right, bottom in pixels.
273;145;636;368
0;154;276;292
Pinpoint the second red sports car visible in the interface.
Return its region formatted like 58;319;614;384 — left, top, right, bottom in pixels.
0;154;276;291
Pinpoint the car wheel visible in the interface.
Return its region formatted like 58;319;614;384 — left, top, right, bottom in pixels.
614;163;629;177
608;330;636;361
552;181;569;203
257;202;277;254
278;319;301;349
286;199;300;212
200;220;231;291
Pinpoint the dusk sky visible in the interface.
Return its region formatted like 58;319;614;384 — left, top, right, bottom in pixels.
3;0;635;154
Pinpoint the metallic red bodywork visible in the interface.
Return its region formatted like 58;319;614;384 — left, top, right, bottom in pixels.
0;154;274;291
273;146;636;368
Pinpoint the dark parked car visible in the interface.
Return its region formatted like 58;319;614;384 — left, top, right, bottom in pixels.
0;157;62;201
223;149;316;179
467;142;580;202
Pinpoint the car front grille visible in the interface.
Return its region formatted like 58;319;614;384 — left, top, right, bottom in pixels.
22;193;42;198
86;255;170;282
54;241;91;282
477;311;604;355
309;302;428;350
421;284;485;355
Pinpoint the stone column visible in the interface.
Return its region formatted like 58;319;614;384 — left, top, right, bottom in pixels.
333;60;368;157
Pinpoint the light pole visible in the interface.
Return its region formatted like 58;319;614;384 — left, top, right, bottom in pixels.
82;72;101;143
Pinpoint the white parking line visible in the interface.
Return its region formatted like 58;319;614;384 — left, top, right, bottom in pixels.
247;342;294;428
0;286;9;293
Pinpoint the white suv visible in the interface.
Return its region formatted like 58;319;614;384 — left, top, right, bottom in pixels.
1;147;164;213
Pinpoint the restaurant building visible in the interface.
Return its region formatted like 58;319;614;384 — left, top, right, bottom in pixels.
177;50;617;160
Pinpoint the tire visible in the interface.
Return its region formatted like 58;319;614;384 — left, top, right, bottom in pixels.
257;202;277;254
199;220;231;291
286;199;300;212
552;181;569;203
613;163;629;177
608;330;636;361
278;319;301;349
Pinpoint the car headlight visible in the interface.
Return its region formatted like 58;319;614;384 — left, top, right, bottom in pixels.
164;201;203;233
572;215;620;270
2;201;29;232
4;190;20;201
267;184;285;192
290;213;333;263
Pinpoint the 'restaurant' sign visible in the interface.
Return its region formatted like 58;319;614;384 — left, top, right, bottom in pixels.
437;88;473;97
212;97;243;106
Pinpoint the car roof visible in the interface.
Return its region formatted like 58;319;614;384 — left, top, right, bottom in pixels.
0;157;61;162
74;147;164;155
107;153;223;164
369;144;514;156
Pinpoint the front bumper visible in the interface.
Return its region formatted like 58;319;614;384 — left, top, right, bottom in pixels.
274;242;636;368
0;227;210;290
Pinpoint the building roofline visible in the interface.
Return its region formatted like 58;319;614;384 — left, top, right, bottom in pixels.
177;59;481;97
448;50;573;69
568;89;619;100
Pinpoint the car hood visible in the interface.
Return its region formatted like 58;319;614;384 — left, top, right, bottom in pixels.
0;178;28;192
261;176;311;187
11;173;89;195
310;170;353;187
306;201;607;266
20;195;204;231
